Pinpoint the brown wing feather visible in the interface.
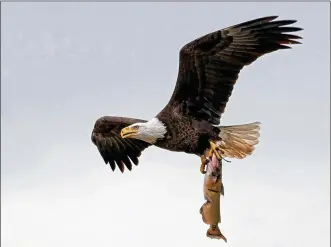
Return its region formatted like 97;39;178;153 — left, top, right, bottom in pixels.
163;16;303;125
91;116;151;172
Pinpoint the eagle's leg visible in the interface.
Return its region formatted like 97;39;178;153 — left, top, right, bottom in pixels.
207;141;222;160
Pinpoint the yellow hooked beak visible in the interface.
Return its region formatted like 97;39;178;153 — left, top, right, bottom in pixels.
120;127;138;139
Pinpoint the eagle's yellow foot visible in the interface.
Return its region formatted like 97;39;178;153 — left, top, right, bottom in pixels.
200;142;222;174
200;141;222;174
208;141;222;160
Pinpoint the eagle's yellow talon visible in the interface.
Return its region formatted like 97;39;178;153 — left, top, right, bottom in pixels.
200;163;207;174
208;141;222;160
200;142;224;174
200;155;207;174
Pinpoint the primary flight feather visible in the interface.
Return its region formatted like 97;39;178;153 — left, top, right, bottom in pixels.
91;16;303;172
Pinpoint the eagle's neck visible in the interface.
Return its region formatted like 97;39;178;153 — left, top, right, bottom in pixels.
144;118;167;143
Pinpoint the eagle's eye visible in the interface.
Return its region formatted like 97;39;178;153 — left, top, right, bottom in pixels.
132;125;139;130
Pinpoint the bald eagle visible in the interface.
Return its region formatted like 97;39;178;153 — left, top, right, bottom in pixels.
91;16;302;173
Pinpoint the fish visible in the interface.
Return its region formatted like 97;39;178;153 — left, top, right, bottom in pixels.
199;152;227;242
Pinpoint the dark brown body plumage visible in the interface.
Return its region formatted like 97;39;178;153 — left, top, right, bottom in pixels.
155;104;218;155
91;16;303;172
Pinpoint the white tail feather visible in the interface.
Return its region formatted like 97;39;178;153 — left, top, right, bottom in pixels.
216;122;261;159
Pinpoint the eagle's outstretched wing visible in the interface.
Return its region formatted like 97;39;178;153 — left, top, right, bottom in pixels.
91;116;151;172
162;16;303;125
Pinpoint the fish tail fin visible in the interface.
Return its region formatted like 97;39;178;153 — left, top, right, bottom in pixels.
206;225;227;242
216;122;261;159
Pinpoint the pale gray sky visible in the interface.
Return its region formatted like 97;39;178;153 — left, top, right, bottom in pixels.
1;2;330;247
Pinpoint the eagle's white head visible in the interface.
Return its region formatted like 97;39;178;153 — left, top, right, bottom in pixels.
120;118;167;144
